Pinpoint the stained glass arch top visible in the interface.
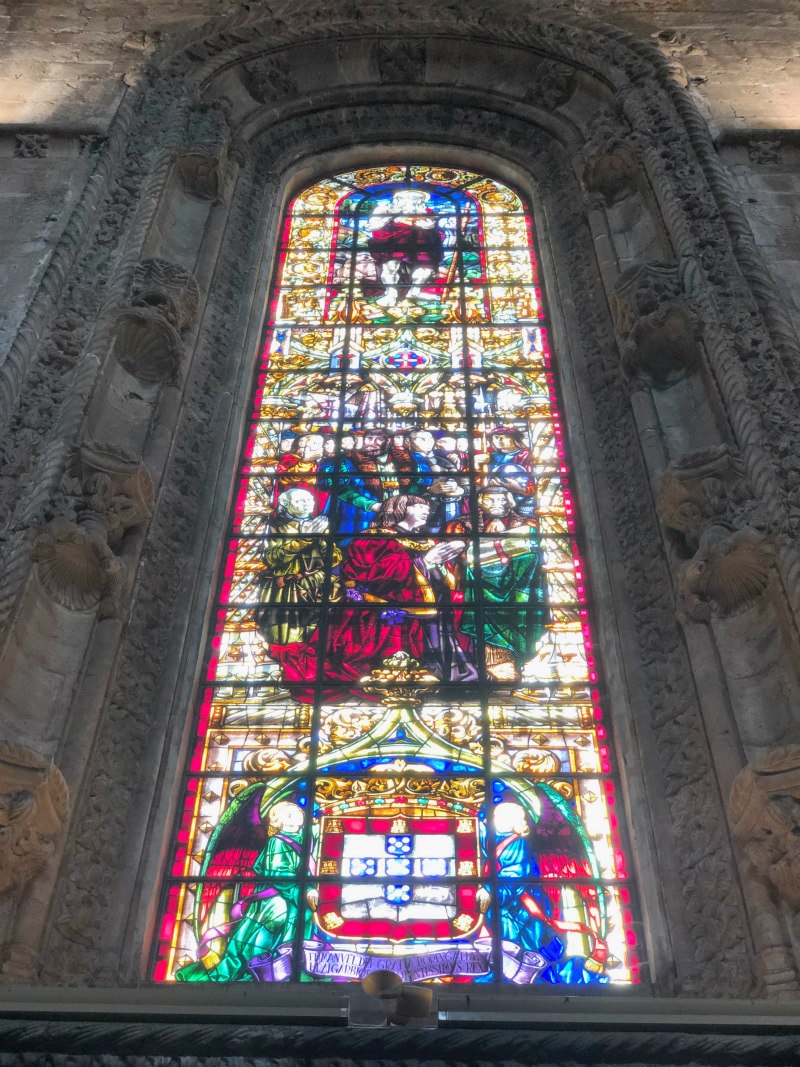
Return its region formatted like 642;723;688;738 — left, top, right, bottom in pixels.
154;164;639;986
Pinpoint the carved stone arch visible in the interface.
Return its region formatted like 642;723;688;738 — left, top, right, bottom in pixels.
3;1;800;1000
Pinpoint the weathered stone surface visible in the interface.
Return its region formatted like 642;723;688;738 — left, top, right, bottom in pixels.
0;0;798;1016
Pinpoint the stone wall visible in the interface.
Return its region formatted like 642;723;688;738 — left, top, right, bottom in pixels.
0;0;799;1006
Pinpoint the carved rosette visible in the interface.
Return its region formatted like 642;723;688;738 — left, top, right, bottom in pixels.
112;306;183;385
175;101;231;200
131;258;200;334
611;264;700;385
0;742;68;897
729;747;800;909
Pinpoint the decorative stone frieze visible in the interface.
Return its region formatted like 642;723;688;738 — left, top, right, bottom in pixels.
131;258;200;335
175;100;231;200
13;133;48;159
0;742;68;897
729;747;800;909
112;306;183;384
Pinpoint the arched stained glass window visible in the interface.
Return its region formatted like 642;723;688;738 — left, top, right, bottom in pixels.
153;165;640;986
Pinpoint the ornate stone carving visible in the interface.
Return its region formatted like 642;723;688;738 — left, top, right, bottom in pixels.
31;518;122;615
677;524;772;622
241;55;298;103
112;306;183;384
13;133;48;159
730;747;800;908
32;443;153;615
658;445;748;553
522;59;576;110
579;108;640;205
373;39;426;84
611;264;700;384
131;258;200;334
0;742;68;897
67;442;155;549
747;138;782;165
176;101;231;200
658;447;768;620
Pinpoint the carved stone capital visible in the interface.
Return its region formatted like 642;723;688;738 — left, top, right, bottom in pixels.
31;517;125;617
730;747;800;908
657;444;747;551
0;742;68;898
112;306;183;385
677;524;772;622
131;258;200;334
176;101;231;200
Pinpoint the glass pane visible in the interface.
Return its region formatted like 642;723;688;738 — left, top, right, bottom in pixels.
154;165;640;987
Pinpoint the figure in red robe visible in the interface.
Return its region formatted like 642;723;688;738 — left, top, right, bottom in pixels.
271;495;477;698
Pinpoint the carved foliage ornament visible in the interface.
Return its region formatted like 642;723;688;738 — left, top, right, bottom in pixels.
0;742;68;897
729;747;800;908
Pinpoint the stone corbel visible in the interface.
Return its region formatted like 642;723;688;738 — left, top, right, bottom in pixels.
131;258;200;335
729;748;800;909
611;263;700;384
676;523;772;623
657;444;748;553
579;108;641;206
175;100;231;200
657;446;770;621
31;442;154;617
112;258;200;384
729;748;800;995
0;742;68;898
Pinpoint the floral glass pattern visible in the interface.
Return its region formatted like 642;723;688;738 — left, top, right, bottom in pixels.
153;165;640;986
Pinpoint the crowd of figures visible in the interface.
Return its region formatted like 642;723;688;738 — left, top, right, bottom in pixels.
255;423;549;690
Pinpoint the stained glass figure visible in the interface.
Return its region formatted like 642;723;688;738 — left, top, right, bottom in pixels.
153;166;640;987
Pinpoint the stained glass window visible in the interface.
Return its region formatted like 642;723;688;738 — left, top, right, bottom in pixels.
153;165;640;986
